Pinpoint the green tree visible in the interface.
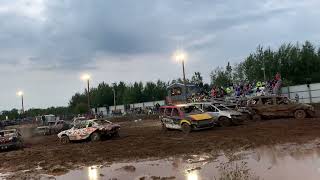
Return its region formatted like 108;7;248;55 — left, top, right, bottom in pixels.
74;103;88;114
210;67;230;87
191;72;203;87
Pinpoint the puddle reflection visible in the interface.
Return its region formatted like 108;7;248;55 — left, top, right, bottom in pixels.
186;171;199;180
88;166;99;180
57;142;320;180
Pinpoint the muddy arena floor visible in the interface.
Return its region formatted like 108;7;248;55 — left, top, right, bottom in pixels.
2;114;320;179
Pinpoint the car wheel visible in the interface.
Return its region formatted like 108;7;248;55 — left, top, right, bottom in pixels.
15;140;23;149
113;131;120;138
161;123;168;133
252;114;262;121
90;132;101;142
294;110;306;119
181;123;191;134
243;113;252;121
219;117;232;127
60;135;70;144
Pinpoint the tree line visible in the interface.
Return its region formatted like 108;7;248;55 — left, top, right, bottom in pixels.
0;107;73;121
210;41;320;87
69;80;168;114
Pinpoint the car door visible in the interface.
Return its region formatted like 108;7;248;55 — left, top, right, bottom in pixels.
170;108;183;129
68;121;88;140
259;97;275;116
161;108;173;128
162;108;180;129
274;97;292;116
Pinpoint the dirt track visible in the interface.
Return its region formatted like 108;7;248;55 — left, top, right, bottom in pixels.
2;116;320;178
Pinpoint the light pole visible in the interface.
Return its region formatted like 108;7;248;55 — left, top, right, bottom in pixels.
174;50;188;102
81;74;91;113
17;91;24;114
112;88;116;111
261;67;266;82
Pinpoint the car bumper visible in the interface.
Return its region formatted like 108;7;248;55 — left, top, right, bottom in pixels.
0;142;17;149
307;110;316;117
231;116;245;124
100;128;120;135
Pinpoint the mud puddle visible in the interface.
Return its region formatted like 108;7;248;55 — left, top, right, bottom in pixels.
56;142;320;180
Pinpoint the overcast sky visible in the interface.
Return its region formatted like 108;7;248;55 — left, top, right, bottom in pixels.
1;0;320;110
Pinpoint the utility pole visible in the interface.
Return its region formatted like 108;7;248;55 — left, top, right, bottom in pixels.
87;79;90;112
17;91;24;114
113;88;116;111
81;74;91;114
182;60;188;102
21;94;24;114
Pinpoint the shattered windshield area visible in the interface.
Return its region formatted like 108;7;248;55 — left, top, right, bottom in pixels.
94;120;111;125
216;105;230;111
180;106;203;114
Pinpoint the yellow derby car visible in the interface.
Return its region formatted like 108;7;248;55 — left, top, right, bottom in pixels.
159;104;216;134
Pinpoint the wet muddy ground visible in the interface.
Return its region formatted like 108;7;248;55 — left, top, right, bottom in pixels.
57;140;320;180
2;116;320;179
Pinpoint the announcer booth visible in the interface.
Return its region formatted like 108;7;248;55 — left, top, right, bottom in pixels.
166;83;200;105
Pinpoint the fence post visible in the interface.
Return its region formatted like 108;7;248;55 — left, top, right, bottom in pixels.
287;86;290;99
307;84;312;103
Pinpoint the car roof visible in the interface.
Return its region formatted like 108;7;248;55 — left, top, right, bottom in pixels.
0;129;16;133
161;104;195;108
250;95;283;99
84;119;98;122
188;102;211;105
160;105;176;108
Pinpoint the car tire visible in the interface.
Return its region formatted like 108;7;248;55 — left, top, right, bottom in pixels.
219;117;232;127
181;123;191;134
113;131;120;138
15;140;23;149
60;135;70;144
294;110;306;119
252;114;262;121
161;123;168;133
243;113;252;121
90;132;101;142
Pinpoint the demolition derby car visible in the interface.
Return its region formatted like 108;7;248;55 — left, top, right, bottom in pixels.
159;104;215;133
190;102;244;126
36;120;71;136
58;119;120;144
0;129;23;150
244;95;315;120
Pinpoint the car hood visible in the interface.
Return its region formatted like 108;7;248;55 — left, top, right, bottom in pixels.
37;126;49;129
188;113;212;120
302;103;313;108
95;123;121;130
0;135;16;143
292;103;314;111
221;110;243;116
